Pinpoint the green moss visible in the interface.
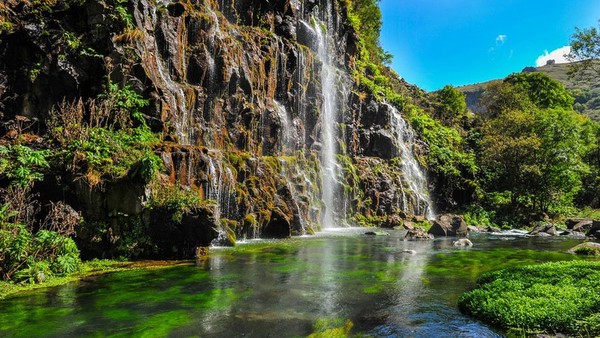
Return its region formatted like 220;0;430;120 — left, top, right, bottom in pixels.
308;318;354;338
574;246;600;256
459;261;600;335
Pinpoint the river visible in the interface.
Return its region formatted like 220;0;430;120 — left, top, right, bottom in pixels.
0;228;589;337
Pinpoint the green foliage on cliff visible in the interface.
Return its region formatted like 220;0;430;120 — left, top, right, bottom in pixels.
0;145;50;186
406;105;479;208
48;84;161;186
459;261;600;336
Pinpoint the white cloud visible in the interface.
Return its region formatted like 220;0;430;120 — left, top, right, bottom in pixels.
535;46;572;66
496;34;507;45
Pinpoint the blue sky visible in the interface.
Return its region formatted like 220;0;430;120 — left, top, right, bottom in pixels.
379;0;600;91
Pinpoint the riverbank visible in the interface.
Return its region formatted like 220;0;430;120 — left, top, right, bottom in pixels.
0;259;193;300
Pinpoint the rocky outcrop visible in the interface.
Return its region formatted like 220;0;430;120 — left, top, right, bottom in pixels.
0;0;434;258
428;214;468;237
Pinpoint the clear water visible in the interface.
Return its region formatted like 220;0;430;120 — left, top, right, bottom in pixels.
0;229;590;337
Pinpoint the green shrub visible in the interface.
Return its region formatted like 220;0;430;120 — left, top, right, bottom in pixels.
0;145;51;186
0;223;81;283
458;261;600;335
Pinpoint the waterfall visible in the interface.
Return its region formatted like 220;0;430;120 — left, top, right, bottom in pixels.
311;9;347;229
273;101;293;153
388;104;435;219
205;155;235;222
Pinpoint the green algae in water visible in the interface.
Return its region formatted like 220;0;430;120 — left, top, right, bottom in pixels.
0;231;589;337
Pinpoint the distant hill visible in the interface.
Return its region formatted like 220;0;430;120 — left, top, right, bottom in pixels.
458;62;600;121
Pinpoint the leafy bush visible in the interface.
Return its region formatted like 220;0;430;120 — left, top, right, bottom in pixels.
0;223;81;283
147;181;209;223
458;261;600;335
0;145;50;186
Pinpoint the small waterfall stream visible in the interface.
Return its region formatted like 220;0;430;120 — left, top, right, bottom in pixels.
388;104;435;219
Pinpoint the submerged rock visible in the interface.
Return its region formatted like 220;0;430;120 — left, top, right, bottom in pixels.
453;238;473;247
364;231;390;236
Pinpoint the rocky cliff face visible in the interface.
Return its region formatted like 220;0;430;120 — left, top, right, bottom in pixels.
0;0;434;258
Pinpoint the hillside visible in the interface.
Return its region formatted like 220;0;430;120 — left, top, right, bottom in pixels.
458;62;600;121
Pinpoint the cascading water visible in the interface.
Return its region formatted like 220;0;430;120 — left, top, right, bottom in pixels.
388;104;435;219
311;11;347;229
133;2;192;144
205;155;235;222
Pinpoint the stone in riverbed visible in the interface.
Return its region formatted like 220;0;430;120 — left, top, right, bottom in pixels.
565;218;592;229
529;224;558;236
406;226;434;240
453;238;473;247
428;214;468;237
467;225;481;233
364;231;390;236
568;242;600;255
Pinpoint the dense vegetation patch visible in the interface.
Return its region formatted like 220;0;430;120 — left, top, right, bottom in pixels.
458;261;600;335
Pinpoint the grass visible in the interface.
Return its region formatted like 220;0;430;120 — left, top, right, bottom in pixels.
458;261;600;336
0;259;192;300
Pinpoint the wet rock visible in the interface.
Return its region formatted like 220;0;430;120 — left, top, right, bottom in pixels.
428;214;468;237
453;238;473;247
401;249;416;254
529;224;558;236
467;225;481;233
364;231;389;236
568;242;600;255
405;226;434;240
381;214;403;228
560;229;587;238
484;226;502;233
403;221;415;231
565;218;592;229
586;220;600;237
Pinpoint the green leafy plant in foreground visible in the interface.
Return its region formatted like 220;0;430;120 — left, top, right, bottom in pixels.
0;223;81;283
458;261;600;335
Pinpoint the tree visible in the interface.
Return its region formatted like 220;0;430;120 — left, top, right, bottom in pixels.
480;73;574;116
480;108;594;214
567;20;600;78
434;85;467;125
504;72;574;110
479;81;534;117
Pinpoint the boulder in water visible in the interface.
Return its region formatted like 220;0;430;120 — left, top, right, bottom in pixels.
484;226;502;233
428;214;468;237
405;226;434;240
529;224;558;236
565;218;592;230
568;242;600;256
467;225;481;233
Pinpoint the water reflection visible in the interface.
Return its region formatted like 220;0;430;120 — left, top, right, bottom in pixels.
0;229;590;337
